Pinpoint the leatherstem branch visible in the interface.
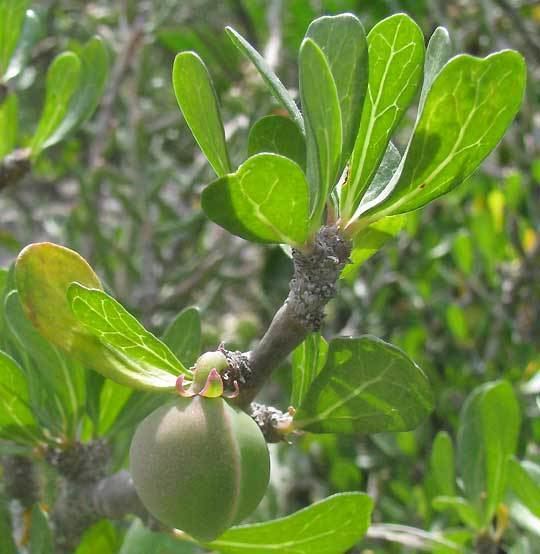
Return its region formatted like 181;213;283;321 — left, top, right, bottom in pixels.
234;225;351;407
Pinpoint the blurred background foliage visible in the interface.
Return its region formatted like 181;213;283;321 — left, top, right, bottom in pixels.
0;0;539;552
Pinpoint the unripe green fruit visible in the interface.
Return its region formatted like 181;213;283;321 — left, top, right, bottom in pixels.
130;396;270;542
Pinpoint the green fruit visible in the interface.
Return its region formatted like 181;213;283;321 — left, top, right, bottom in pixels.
130;396;270;542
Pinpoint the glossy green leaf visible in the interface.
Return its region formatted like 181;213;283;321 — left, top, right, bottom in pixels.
208;493;373;554
294;336;434;434
367;50;526;217
507;458;540;518
43;36;109;148
119;519;197;554
68;283;189;381
0;0;28;78
30;52;81;156
4;290;86;438
299;38;342;223
4;8;41;82
430;431;456;497
15;243;178;391
342;14;424;221
162;306;201;368
0;349;40;443
418;26;452;115
248;115;306;170
457;380;520;524
306;13;368;167
202;153;309;245
226;26;304;133
172;51;231;177
341;214;406;281
0;92;17;158
29;505;53;554
291;333;328;407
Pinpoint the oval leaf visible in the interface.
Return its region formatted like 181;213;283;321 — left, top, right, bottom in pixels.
202;153;309;245
172;51;231;177
30;51;81;156
306;13;368;167
341;14;424;221
208;493;372;554
0;0;28;78
4;8;42;82
299;38;342;223
368;50;526;217
294;336;434;434
248;115;306;170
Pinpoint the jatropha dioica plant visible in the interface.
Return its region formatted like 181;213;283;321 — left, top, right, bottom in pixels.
1;11;526;552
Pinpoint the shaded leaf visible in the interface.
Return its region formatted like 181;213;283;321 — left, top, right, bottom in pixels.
30;505;53;554
119;519;197;554
430;430;456;497
172;51;231;177
0;349;41;443
208;493;372;554
299;38;342;223
457;380;520;525
226;26;304;133
248;115;306;170
432;496;481;529
75;520;120;554
342;14;424;221
291;333;328;407
202;153;309;245
4;8;41;82
306;13;368;167
43;36;109;148
162;306;201;368
507;458;540;518
294;336;433;434
30;51;81;156
98;379;133;436
341;214;406;281
0;92;17;159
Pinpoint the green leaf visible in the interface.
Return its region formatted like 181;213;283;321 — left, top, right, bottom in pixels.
0;492;17;554
299;38;342;224
172;51;231;177
294;336;434;434
68;283;189;383
208;493;373;554
507;458;540;518
418;26;452;115
430;430;456;497
305;13;368;167
97;379;132;436
341;14;424;221
15;243;179;392
432;496;481;529
291;333;328;407
202;153;309;245
0;0;28;78
162;307;201;368
119;519;197;554
0;349;41;443
75;520;120;554
43;36;109;148
366;50;526;218
457;380;521;525
248;115;306;170
4;290;86;438
225;26;304;134
340;214;406;281
4;8;41;82
0;92;17;159
30;51;81;156
29;505;53;554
